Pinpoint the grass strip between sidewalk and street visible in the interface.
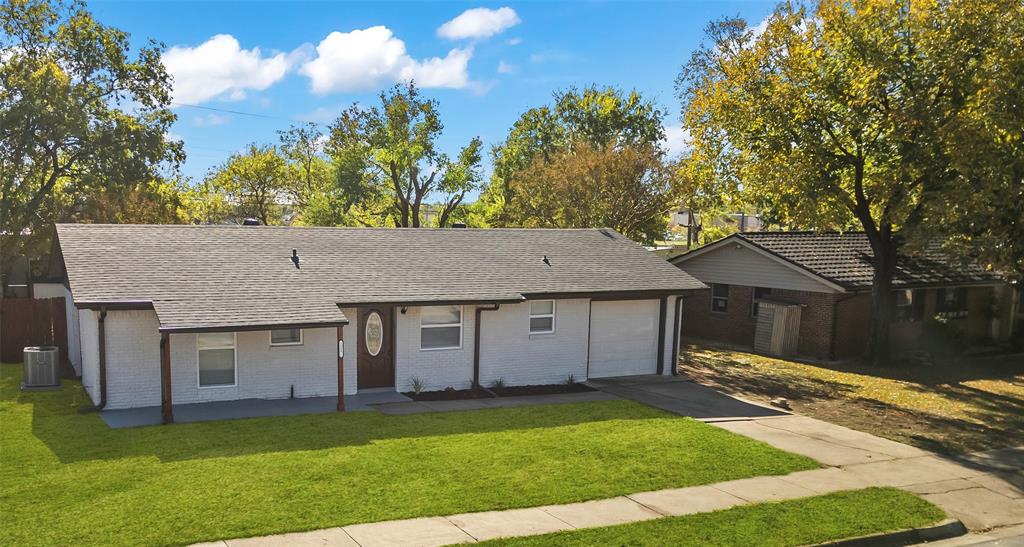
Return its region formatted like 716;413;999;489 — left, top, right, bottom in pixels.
476;487;946;547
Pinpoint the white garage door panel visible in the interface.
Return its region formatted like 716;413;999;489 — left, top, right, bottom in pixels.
588;300;659;378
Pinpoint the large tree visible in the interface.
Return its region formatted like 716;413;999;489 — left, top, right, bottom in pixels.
205;144;289;225
0;0;180;285
677;0;1020;364
326;83;483;228
503;141;680;244
486;86;667;225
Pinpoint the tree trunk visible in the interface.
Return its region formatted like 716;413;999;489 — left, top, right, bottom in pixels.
866;235;897;366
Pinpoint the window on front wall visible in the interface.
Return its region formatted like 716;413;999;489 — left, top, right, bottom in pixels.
420;305;462;350
711;283;729;313
270;328;302;346
936;287;968;315
893;290;925;322
751;287;772;317
197;332;236;387
529;300;556;334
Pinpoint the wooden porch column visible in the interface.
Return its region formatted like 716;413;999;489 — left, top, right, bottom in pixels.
336;324;345;412
160;332;174;424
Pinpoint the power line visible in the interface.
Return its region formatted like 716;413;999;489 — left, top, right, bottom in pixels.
171;102;330;127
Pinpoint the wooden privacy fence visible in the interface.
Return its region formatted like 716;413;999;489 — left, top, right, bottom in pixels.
0;297;68;364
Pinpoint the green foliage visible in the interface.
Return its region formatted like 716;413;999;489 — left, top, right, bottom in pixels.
486;85;668;226
490;377;506;390
677;0;1022;362
0;0;180;282
479;488;944;547
409;376;426;395
326;83;483;227
501;141;681;244
0;365;815;546
205;144;289;225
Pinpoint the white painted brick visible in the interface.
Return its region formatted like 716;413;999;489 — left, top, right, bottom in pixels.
395;305;476;392
78;309;99;405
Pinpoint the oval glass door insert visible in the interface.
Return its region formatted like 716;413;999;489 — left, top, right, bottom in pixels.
365;312;383;356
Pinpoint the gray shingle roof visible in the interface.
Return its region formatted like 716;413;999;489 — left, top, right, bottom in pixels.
734;231;1000;290
57;224;705;331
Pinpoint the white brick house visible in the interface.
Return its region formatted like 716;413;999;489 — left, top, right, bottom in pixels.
56;224;705;422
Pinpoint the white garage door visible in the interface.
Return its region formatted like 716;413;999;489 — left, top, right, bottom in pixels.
588;300;659;378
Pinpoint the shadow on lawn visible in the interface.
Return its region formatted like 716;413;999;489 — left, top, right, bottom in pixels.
680;344;1024;454
3;367;663;465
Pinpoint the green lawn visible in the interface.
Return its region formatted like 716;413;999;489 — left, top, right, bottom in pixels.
478;488;946;547
0;363;817;547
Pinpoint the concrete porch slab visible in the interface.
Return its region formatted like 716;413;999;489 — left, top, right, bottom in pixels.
102;392;412;428
342;517;474;547
372;391;617;416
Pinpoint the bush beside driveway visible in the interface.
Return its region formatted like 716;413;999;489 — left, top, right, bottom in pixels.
0;363;816;547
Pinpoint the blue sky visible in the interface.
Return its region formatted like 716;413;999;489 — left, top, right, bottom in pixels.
91;1;775;186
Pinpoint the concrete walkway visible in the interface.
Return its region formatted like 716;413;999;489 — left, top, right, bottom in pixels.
190;376;1023;547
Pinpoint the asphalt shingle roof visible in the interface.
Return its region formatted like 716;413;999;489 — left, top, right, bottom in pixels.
734;231;1000;290
57;224;705;331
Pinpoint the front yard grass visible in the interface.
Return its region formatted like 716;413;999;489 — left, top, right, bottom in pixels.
0;363;816;547
478;487;946;547
681;344;1024;453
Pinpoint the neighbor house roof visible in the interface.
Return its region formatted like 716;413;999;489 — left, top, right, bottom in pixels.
672;231;1001;292
57;224;705;332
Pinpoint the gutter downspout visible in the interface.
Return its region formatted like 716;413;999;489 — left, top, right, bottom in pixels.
97;306;108;409
671;296;684;376
830;293;860;360
656;296;668;375
473;304;500;389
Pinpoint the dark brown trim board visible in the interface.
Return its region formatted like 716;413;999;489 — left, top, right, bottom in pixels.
77;300;154;311
160;332;173;424
336;324;345;412
97;307;108;410
338;298;524;308
159;321;348;334
671;296;683;376
656;296;667;375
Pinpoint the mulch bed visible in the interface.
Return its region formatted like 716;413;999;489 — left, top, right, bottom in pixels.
404;382;594;402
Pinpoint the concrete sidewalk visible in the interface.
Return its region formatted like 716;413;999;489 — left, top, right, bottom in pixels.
191;377;1023;546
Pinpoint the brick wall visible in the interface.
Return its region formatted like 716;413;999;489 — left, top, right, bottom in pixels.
682;285;841;360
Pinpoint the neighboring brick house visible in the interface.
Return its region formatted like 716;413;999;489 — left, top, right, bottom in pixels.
670;232;1014;360
55;224;704;423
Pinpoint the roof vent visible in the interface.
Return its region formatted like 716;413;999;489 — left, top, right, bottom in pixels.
451;222;467;228
242;218;260;226
542;255;551;267
291;249;300;269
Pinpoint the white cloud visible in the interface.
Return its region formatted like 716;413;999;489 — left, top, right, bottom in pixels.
300;26;472;93
437;7;520;40
192;113;228;127
506;37;522;46
663;125;692;158
497;60;514;74
529;50;574;64
750;15;771;40
163;34;300;104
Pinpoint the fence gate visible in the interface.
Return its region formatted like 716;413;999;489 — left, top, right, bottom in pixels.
0;297;68;364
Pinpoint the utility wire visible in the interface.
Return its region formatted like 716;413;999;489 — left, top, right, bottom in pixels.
171;102;329;127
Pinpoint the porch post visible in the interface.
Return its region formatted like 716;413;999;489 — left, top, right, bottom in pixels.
160;332;174;424
336;324;345;412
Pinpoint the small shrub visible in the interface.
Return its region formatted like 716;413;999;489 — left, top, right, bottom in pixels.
922;317;966;356
565;374;575;385
409;376;425;395
490;377;506;390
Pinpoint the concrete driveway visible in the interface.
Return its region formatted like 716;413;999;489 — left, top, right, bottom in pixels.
586;374;788;421
589;374;1024;535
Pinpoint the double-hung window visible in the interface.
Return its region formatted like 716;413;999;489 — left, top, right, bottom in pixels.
936;287;968;318
529;300;556;334
420;306;462;350
710;283;729;313
197;332;236;387
270;328;302;346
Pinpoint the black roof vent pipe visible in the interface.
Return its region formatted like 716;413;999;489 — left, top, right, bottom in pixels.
291;249;300;269
242;218;260;226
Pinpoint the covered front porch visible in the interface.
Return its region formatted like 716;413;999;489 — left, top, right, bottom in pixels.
102;390;411;429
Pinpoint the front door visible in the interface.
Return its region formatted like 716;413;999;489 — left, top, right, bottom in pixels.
357;306;395;389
